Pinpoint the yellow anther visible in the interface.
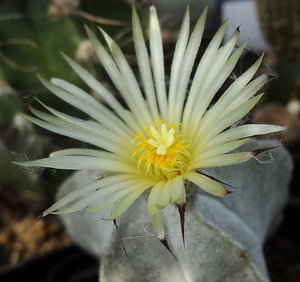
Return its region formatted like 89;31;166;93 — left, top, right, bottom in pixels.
167;123;177;129
135;131;143;140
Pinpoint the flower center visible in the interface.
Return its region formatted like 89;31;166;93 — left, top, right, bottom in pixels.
133;121;191;181
148;124;175;155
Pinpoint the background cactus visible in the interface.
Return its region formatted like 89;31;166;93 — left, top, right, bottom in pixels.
0;0;134;195
256;0;300;104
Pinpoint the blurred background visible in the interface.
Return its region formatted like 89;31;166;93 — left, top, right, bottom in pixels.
0;0;300;281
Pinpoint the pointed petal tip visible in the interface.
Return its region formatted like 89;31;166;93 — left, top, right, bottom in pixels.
41;208;55;218
37;73;43;80
222;18;230;26
101;211;119;221
12;160;32;167
234;25;241;36
61;52;70;63
49;77;59;84
31;214;43;227
258;52;265;61
131;5;138;18
84;24;91;33
196;5;208;18
150;5;156;13
85;25;96;40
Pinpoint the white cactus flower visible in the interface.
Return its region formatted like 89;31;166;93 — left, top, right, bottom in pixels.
15;6;285;249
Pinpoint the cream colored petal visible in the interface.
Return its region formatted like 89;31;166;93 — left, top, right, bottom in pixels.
203;124;286;150
224;75;267;115
186;41;248;142
172;8;208;123
182;19;230;133
176;188;186;206
148;181;165;215
108;185;151;219
189;152;252;170
155;180;173;209
152;209;165;239
184;172;227;197
45;175;143;215
168;6;190;120
49;148;122;161
132;7;159;120
14;155;137;173
195;94;263;147
203;56;265;122
42;178;108;215
194;138;249;161
62;54;141;133
100;29;152;127
170;175;184;203
42;76;134;139
149;6;168;121
23;111;129;158
35;98;132;146
90;182;151;213
197;75;267;140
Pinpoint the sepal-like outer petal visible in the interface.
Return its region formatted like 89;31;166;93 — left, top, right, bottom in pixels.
14;156;137;173
41;174;143;216
204;124;286;150
152;210;165;240
190;152;252;170
184;172;228;197
100;183;151;219
148;182;165;216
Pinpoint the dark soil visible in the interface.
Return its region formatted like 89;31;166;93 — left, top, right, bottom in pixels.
0;182;72;268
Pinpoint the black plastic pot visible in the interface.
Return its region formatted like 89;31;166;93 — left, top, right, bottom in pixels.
0;244;98;282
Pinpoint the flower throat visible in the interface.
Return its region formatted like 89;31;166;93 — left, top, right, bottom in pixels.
134;120;191;181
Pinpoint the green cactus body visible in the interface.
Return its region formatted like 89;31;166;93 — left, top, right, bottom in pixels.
257;0;300;103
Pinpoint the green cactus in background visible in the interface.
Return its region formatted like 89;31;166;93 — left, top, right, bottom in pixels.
257;0;300;104
0;0;132;195
256;0;300;103
257;0;300;60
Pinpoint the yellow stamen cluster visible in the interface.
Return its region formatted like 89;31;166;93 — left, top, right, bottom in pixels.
134;121;191;181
